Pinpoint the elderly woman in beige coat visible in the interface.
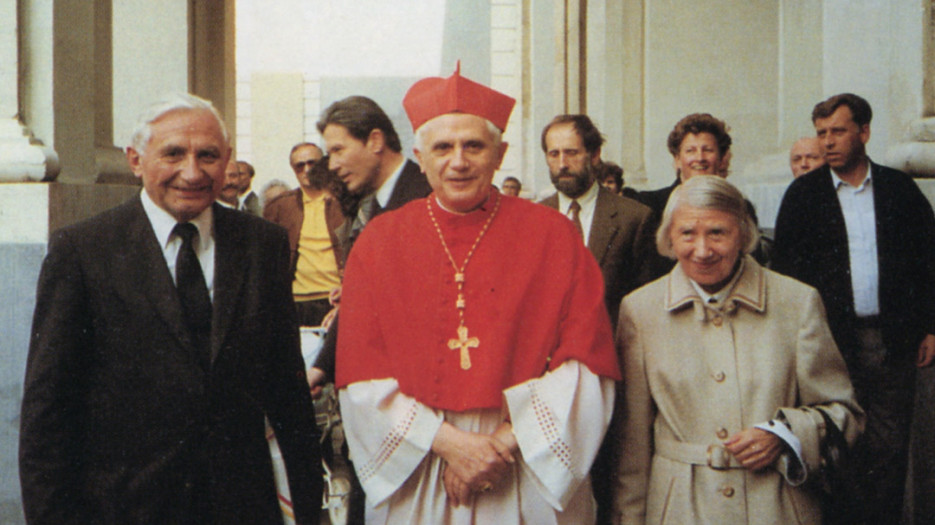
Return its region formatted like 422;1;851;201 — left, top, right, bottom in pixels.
613;176;864;525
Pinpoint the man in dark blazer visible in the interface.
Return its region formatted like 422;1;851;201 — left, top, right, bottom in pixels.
19;94;321;525
773;93;935;525
538;114;654;525
305;96;431;387
235;160;262;216
306;95;431;523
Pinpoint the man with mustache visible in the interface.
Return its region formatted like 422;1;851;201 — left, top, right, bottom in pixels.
216;157;243;209
539;114;655;325
538;114;654;524
236;160;262;216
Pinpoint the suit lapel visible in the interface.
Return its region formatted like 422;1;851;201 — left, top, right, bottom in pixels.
384;160;431;213
210;205;248;364
588;188;619;265
124;198;194;353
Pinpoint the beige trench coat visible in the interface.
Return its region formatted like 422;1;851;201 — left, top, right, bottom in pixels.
613;256;864;525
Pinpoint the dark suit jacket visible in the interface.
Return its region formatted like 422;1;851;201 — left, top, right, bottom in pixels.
772;162;935;360
541;185;656;324
263;188;348;278
314;158;431;380
242;190;261;216
634;178;679;219
334;158;432;263
20;198;322;525
636;177;761;225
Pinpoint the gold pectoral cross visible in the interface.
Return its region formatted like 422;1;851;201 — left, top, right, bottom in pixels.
448;325;480;370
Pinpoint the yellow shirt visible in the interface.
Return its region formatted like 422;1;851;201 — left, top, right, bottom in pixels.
293;192;341;298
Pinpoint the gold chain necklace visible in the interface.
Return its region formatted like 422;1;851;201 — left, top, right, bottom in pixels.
426;193;502;370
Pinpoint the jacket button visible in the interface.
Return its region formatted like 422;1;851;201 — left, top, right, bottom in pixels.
713;371;726;382
722;486;735;497
716;427;729;439
712;316;723;327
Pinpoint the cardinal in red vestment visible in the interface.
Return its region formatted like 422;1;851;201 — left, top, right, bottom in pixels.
335;63;621;525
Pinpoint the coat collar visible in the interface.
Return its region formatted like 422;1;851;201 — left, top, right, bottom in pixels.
665;255;767;321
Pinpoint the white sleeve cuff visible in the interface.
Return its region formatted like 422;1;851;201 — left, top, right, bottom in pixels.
754;419;806;486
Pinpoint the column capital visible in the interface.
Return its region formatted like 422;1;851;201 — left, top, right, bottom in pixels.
0;119;60;182
887;118;935;178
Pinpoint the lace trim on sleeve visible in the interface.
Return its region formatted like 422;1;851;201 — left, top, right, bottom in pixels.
530;381;575;475
355;398;419;483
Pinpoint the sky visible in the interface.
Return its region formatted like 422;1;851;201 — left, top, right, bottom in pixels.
236;0;446;79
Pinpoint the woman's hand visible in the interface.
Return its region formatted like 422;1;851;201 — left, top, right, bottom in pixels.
723;427;783;471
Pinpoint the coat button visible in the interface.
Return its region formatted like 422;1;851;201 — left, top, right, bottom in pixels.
713;371;726;382
722;486;735;497
716;427;729;439
712;316;723;327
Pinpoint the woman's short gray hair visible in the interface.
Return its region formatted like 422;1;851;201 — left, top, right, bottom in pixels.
129;93;229;155
413;115;502;152
656;175;759;258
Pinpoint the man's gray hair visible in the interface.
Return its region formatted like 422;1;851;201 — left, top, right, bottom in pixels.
413;116;502;152
656;175;759;259
129;93;229;154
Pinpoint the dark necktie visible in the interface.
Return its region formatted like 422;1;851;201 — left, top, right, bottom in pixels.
173;223;212;362
569;200;584;239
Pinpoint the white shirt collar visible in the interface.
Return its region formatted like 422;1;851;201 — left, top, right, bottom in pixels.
216;199;237;210
556;180;599;244
556;179;599;212
831;161;873;190
374;158;407;208
140;189;214;250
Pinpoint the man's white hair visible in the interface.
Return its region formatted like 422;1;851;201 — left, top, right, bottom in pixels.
129;93;229;155
413;115;502;152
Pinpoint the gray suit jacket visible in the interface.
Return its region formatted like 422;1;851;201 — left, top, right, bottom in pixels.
541;184;656;324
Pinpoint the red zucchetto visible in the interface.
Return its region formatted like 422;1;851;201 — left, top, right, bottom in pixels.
402;61;516;132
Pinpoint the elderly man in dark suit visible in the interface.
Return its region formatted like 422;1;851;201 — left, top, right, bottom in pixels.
538;114;654;525
773;93;935;525
539;114;655;324
19;93;321;525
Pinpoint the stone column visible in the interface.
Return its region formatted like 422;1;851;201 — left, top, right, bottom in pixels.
0;0;58;182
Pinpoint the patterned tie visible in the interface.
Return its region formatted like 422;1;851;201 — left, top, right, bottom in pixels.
569;200;584;239
349;194;377;250
173;223;212;363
